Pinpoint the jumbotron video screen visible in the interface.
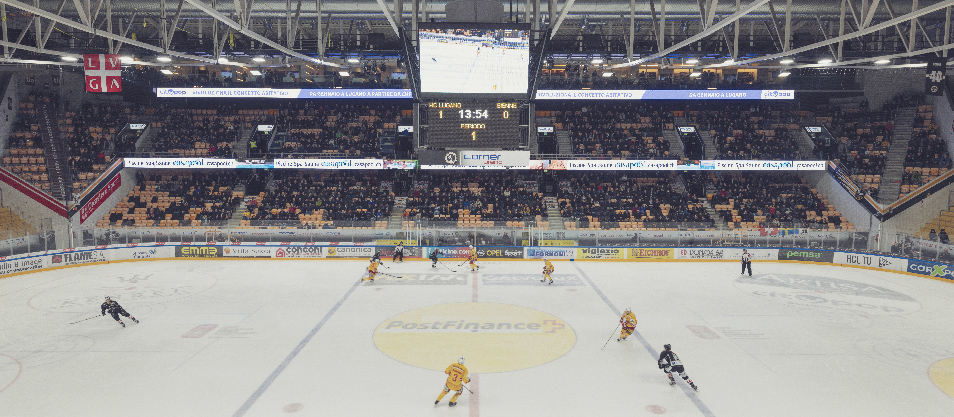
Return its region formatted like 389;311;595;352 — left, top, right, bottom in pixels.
419;25;530;95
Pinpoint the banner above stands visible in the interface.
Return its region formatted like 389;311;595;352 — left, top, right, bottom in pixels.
152;88;791;101
534;90;795;100
124;158;826;171
155;88;413;99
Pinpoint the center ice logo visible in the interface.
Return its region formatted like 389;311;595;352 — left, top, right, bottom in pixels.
374;302;575;373
734;273;920;315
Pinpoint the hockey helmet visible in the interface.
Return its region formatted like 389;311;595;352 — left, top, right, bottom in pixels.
664;343;671;351
105;296;111;301
624;307;631;313
458;356;466;365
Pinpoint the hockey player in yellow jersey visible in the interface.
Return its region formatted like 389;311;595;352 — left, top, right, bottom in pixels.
540;258;555;284
468;244;480;271
618;307;637;341
435;356;470;406
362;259;379;283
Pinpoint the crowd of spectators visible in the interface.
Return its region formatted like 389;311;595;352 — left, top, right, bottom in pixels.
557;172;713;228
153;106;238;155
270;100;407;157
707;172;848;229
245;171;395;227
403;171;546;222
819;99;896;175
541;102;674;157
103;171;244;227
687;103;803;160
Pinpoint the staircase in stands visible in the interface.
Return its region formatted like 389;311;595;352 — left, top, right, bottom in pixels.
877;106;918;204
543;196;564;230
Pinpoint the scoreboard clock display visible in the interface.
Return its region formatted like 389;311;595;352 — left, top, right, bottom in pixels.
426;101;522;149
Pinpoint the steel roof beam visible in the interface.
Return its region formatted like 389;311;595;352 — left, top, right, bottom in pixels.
182;0;339;66
1;0;217;62
611;0;770;68
723;0;954;66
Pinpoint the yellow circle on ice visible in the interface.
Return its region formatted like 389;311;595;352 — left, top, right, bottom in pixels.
374;302;576;373
930;357;954;399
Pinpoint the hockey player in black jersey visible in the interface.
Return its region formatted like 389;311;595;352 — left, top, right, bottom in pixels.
658;344;697;390
101;296;139;328
429;249;443;268
371;252;384;265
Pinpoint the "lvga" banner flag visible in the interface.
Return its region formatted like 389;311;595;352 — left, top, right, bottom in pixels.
83;54;122;92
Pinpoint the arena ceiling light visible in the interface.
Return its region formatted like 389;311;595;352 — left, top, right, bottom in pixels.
689;72;702;77
252;57;266;63
249;70;262;76
591;58;604;64
157;56;172;62
339;71;351;77
780;59;794;64
160;69;174;75
61;56;78;62
601;71;613;77
875;59;891;64
348;57;360;63
217;57;228;64
120;56;135;63
685;59;699;64
778;71;791;77
818;58;833;65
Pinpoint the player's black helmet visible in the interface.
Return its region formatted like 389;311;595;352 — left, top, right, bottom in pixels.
664;344;671;351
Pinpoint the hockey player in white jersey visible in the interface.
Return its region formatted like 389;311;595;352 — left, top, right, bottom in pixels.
658;344;698;390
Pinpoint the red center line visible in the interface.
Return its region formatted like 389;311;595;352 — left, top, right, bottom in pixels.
469;373;479;417
471;270;479;302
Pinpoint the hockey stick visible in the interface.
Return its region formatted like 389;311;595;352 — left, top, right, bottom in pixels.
601;323;621;349
437;261;457;273
461;384;473;394
378;272;404;279
70;315;101;324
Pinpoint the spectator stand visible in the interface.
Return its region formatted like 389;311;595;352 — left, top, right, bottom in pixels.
2;93;49;192
706;172;854;231
268;101;407;159
241;171;394;229
63;101;139;198
98;171;245;228
151;105;241;157
557;172;713;231
403;171;547;230
900;103;951;199
537;102;674;159
686;103;804;160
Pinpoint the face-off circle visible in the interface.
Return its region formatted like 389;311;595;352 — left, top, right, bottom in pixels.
374;302;575;373
29;271;217;313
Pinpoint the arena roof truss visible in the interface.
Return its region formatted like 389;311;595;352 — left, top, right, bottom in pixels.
0;1;951;70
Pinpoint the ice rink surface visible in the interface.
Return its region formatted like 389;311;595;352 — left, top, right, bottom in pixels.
419;41;528;94
1;258;953;417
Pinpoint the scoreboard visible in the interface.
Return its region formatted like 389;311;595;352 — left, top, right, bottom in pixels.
425;101;523;149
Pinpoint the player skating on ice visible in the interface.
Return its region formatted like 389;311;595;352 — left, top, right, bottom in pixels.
617;307;637;341
362;258;380;283
658;344;698;390
430;249;443;268
741;249;752;276
435;356;470;406
393;242;404;262
540;258;555;284
101;296;138;328
370;251;384;266
468;244;480;271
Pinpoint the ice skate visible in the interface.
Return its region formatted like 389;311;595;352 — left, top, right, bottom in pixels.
449;402;457;407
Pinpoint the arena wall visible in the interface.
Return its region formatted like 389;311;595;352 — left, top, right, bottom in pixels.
0;244;948;285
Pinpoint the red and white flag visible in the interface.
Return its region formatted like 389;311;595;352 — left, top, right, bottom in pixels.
83;54;122;92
